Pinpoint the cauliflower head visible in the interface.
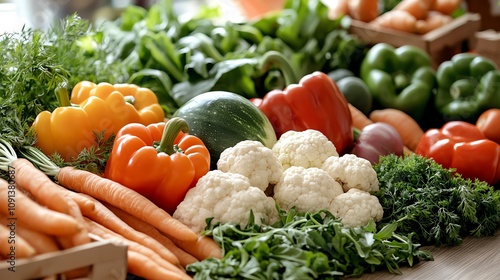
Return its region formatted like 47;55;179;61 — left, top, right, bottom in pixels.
273;166;344;213
322;154;379;193
217;140;283;191
329;188;384;228
272;129;339;170
173;170;278;233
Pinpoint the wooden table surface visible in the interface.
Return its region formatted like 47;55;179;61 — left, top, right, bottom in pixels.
359;233;500;280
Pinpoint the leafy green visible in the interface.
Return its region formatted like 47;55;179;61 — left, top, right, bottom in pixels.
89;0;364;113
187;208;432;279
374;154;500;247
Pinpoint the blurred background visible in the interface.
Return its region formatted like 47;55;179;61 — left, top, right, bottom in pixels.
0;0;286;33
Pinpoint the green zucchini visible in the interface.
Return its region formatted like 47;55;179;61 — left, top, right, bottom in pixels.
173;91;277;169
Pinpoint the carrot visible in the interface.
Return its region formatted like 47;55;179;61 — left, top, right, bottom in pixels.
106;202;199;267
348;103;373;130
15;225;60;255
0;223;36;258
55;166;198;242
327;0;349;20
75;193;180;265
127;250;186;280
0;179;82;236
393;0;435;20
415;11;453;34
431;0;462;15
84;218;191;280
348;0;379;22
0;143;91;246
172;236;224;261
10;158;72;215
370;10;418;33
369;108;424;152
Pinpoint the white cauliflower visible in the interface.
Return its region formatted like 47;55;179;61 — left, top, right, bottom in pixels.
217;140;283;191
322;154;379;193
273;166;344;213
329;188;384;228
173;170;278;233
272;129;339;170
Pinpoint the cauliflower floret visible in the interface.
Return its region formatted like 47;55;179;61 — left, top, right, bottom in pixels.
273;166;344;213
330;188;384;228
272;129;339;170
322;154;379;193
173;170;278;233
217;140;283;191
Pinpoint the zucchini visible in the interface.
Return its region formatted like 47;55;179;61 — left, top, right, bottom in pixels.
173;91;277;169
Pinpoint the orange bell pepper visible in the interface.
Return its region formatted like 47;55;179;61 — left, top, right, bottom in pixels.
33;81;165;161
104;117;210;214
416;121;500;185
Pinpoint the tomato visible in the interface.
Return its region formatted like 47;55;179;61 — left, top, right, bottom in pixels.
476;109;500;144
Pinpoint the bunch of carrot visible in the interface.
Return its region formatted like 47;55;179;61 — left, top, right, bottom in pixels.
0;142;222;279
328;0;462;34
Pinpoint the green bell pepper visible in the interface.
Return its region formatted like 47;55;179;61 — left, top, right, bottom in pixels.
360;43;436;121
434;53;499;121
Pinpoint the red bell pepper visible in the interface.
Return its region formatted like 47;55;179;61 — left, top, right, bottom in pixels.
416;121;500;185
251;71;353;154
104;117;211;214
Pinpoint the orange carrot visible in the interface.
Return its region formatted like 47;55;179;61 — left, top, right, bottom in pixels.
393;0;435;20
327;0;350;20
370;10;418;33
76;193;180;265
431;0;462;15
55;166;198;242
106;202;199;267
10;158;72;215
348;0;379;22
0;223;36;258
15;225;60;255
172;236;223;261
369;108;424;152
84;218;190;280
415;11;453;34
348;103;373;130
127;250;186;280
0;179;82;236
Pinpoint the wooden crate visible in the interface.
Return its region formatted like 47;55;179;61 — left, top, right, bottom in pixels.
348;13;482;69
474;29;500;68
0;234;128;280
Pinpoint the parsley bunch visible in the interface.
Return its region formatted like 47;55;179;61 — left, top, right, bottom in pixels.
374;154;500;247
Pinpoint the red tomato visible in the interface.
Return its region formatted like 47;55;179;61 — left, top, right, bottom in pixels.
476;109;500;145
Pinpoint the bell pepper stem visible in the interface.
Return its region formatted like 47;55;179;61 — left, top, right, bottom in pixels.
258;50;299;86
54;85;71;107
394;73;408;90
157;117;189;155
124;96;136;104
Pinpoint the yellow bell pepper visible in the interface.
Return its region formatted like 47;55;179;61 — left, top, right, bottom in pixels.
33;81;165;161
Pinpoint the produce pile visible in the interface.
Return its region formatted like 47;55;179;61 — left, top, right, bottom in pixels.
0;0;500;279
329;0;464;34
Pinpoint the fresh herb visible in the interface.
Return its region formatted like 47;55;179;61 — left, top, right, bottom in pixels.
187;208;432;279
374;154;500;247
